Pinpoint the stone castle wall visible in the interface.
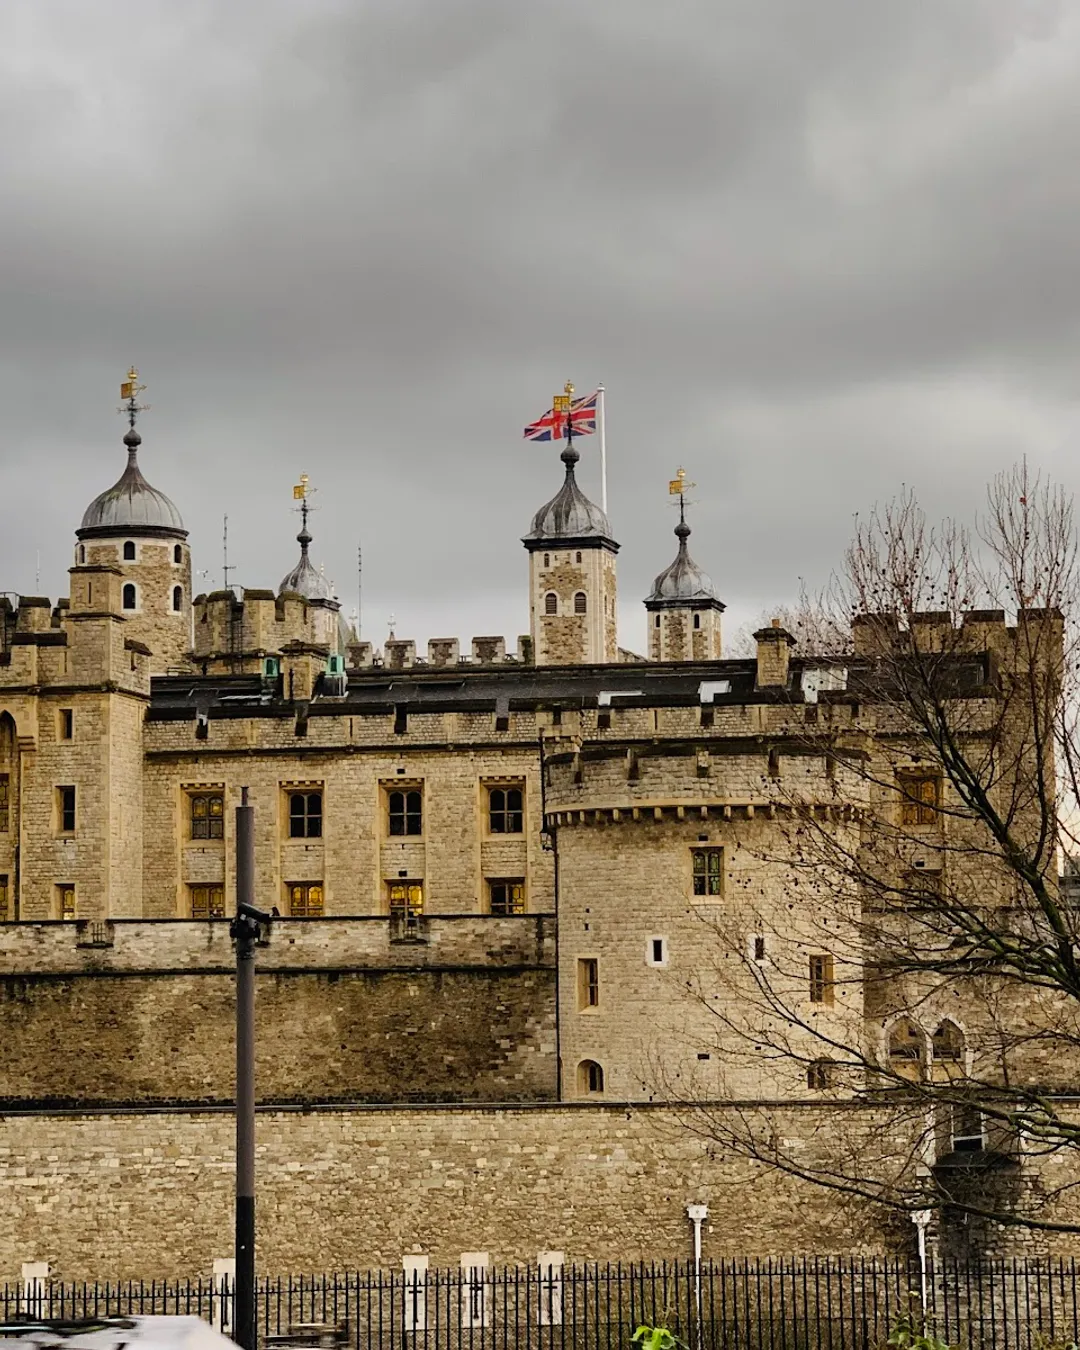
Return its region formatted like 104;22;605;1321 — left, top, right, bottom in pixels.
0;917;556;1107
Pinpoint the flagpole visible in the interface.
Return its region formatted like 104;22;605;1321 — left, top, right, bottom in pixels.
598;383;607;514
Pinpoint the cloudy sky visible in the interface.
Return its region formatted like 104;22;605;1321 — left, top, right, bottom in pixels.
3;0;1080;656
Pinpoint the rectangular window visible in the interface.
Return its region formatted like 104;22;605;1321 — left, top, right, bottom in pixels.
487;784;524;834
58;786;76;833
288;791;323;838
807;1060;832;1090
59;709;74;740
56;884;76;921
287;882;324;917
577;957;599;1010
900;774;941;826
388;881;424;916
809;953;835;1004
488;879;525;915
0;874;9;922
691;847;723;897
647;937;668;968
190;884;225;919
0;775;8;833
753;935;766;962
190;791;225;840
388;788;422;836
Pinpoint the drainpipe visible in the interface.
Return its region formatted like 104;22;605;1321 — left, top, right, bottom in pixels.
686;1204;708;1349
912;1209;932;1316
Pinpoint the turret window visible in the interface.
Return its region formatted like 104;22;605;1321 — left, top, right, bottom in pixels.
693;613;701;630
174;544;183;564
574;592;587;614
122;583;137;611
543;553;550;567
172;586;183;612
78;545;86;564
123;541;136;561
575;551;582;563
544;592;558;615
654;614;661;629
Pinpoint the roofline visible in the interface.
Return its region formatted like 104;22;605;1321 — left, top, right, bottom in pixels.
522;536;620;554
77;524;188;542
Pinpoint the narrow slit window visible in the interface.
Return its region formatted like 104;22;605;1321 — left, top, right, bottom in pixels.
57;884;76;921
58;786;76;833
122;583;137;610
0;776;8;833
0;874;9;922
172;586;183;612
808;953;835;1004
123;541;136;561
60;709;74;740
577;957;599;1009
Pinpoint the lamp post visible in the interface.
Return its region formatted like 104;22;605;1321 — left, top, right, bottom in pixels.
231;788;271;1350
686;1204;708;1350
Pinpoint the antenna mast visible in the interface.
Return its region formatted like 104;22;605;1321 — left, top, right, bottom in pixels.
223;515;234;592
357;542;362;641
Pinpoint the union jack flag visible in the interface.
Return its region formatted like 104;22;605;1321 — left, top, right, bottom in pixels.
523;390;599;442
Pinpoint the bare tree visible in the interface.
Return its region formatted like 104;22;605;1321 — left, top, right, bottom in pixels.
665;464;1080;1245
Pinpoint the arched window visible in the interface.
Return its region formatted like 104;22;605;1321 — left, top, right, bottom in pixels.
578;1060;604;1095
574;592;587;615
174;544;183;565
654;614;661;629
544;592;557;616
932;1020;964;1064
693;613;701;630
123;541;136;561
78;545;85;565
172;586;183;613
122;583;137;611
887;1018;924;1080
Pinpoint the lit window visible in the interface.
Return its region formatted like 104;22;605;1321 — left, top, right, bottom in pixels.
808;954;835;1004
123;541;136;561
388;789;422;836
122;583;137;610
807;1060;833;1090
190;791;224;840
488;785;523;834
691;848;723;897
544;592;558;615
0;874;9;922
900;774;940;826
0;775;9;833
577;957;599;1009
488;879;525;915
574;592;587;614
190;885;225;919
57;884;76;921
58;786;76;834
287;882;324;916
578;1060;604;1094
60;709;73;740
172;586;183;612
388;881;424;916
288;791;323;838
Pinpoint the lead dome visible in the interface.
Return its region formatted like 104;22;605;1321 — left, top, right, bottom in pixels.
524;444;613;543
78;428;186;538
646;517;720;604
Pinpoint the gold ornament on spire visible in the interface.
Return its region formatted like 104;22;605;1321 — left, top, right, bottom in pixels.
552;379;574;414
120;366;146;402
293;473;310;501
669;467;695;497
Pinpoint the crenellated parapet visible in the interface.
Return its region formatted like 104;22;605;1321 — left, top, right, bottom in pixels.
192;586;341;675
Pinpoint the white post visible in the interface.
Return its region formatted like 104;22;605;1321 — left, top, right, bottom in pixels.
19;1263;49;1318
598;383;607;514
687;1204;708;1350
912;1210;932;1315
212;1257;236;1336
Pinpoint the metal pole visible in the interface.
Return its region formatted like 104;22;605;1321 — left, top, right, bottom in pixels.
597;383;607;514
687;1204;708;1350
232;787;261;1350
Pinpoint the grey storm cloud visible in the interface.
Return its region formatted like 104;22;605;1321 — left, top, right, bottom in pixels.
3;0;1080;653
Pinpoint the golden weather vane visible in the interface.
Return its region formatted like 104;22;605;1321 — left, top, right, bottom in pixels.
118;366;150;429
668;467;695;499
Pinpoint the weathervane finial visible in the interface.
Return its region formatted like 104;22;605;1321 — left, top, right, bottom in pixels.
668;467;696;530
118;366;149;432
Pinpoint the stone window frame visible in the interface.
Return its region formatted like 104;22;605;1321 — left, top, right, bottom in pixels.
172;585;183;613
576;956;600;1011
544;592;558;615
485;779;525;835
56;785;76;835
0;873;10;922
58;709;74;741
189;884;225;919
577;1059;605;1095
488;878;525;915
56;883;76;921
187;785;226;841
384;781;423;838
286;881;325;917
283;782;324;839
808;952;835;1004
899;771;941;827
646;936;668;968
690;846;724;901
387;880;424;917
122;582;139;612
573;591;587;614
123;540;137;562
173;544;184;565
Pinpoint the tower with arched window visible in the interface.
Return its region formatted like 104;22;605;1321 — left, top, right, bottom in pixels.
644;496;724;661
75;372;191;673
523;442;619;665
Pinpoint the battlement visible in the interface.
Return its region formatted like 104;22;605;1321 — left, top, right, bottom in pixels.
350;634;534;670
851;607;1065;664
192;587;340;671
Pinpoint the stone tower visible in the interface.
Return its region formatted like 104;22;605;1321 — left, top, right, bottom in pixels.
644;499;724;661
75;374;191;674
523;442;619;666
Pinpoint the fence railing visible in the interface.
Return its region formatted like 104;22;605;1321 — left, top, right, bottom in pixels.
4;1257;1080;1350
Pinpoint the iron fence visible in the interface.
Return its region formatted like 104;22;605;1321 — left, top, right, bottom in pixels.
4;1257;1080;1350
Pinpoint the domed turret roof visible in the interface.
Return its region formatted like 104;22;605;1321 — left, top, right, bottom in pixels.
78;429;186;538
524;445;614;544
279;522;335;602
646;514;723;608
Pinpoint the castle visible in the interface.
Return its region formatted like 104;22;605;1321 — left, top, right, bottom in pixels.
0;378;1074;1280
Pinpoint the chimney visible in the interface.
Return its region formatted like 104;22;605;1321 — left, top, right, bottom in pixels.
754;618;796;689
